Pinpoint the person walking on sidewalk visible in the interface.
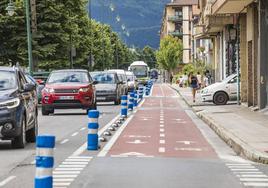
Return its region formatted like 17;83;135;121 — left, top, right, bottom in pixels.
189;72;198;103
196;72;202;89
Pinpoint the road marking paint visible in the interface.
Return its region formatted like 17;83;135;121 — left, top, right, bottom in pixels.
176;141;195;145
98;114;134;157
65;159;91;162
80;127;86;131
55;168;84;171
59;165;86;168
240;178;268;182
226;163;254;166
243;182;268;187
53;187;67;188
71;113;121;156
60;139;69;144
53;178;74;182
160;124;164;127
71;132;78;137
160;128;165;132
110;155;128;158
62;162;88;165
160;118;164;121
137;155;154;158
160;121;164;124
228;166;255;169
237;175;268;178
231;169;259;171
68;156;92;159
175;148;202;152
159;147;165;153
160;133;165;137
53;175;78;178
53;182;71;186
233;172;263;174
53;171;81;174
159;140;165;144
0;176;16;187
124;135;151;138
126;140;147;144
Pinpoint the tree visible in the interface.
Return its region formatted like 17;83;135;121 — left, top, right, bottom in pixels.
156;36;182;73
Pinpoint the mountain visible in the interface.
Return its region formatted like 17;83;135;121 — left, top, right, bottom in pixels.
90;0;170;49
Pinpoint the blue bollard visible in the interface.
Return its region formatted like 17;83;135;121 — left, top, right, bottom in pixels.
138;87;144;99
133;93;138;107
121;95;128;117
128;92;134;111
87;110;100;150
146;87;150;96
35;135;55;188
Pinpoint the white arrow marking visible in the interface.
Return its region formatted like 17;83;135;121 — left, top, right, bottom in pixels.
126;140;148;144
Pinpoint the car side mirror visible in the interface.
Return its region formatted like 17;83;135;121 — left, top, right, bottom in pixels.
92;80;98;85
23;83;35;92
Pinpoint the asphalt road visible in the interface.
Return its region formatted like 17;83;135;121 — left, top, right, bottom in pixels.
0;103;120;188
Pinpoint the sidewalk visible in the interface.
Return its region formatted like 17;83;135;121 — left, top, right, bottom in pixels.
171;84;268;164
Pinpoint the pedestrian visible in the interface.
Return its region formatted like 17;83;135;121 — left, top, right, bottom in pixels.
203;74;209;87
188;72;198;103
196;71;202;89
183;73;188;88
170;73;173;84
179;76;184;87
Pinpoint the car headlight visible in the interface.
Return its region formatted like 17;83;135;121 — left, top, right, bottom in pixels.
43;87;55;93
201;89;209;94
0;98;20;109
79;87;89;92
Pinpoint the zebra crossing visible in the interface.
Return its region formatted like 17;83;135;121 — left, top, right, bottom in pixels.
226;163;268;187
53;156;92;188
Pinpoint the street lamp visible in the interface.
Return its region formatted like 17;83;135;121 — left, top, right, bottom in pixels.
6;0;33;75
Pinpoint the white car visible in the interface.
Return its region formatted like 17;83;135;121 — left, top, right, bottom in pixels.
108;69;128;94
201;74;238;105
125;71;137;91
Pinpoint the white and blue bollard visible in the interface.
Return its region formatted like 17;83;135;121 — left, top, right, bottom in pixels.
128;92;134;111
133;93;138;107
35;135;55;188
121;95;128;117
146;86;150;96
138;87;144;100
87;110;100;150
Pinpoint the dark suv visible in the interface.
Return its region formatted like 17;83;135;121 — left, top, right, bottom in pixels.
0;66;38;148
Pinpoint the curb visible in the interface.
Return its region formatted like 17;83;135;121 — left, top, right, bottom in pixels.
170;85;268;164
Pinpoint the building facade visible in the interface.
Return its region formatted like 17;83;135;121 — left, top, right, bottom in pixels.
160;0;199;64
196;0;268;110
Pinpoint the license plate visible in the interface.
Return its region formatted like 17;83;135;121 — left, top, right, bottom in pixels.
59;96;74;100
97;97;106;100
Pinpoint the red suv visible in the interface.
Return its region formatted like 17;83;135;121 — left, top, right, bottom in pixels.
41;69;97;115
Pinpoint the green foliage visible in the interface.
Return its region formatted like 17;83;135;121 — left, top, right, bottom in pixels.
137;46;156;68
156;36;183;72
182;63;195;75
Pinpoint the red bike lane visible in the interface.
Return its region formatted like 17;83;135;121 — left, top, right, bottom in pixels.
108;84;217;158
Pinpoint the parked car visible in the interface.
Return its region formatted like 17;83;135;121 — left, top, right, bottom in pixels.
0;66;38;148
91;71;124;105
25;74;44;103
125;71;137;91
108;69;128;94
201;74;238;105
41;69;97;115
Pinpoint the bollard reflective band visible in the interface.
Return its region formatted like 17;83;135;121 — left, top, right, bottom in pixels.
36;135;55;148
35;168;53;178
36;156;54;168
121;100;127;103
36;148;54;157
88;110;99;118
88;118;98;123
88;122;99;129
88;129;98;134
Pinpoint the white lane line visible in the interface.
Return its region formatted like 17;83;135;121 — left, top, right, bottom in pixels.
228;166;255;169
55;168;84;171
240;178;268;182
53;171;81;174
160;121;164;124
243;182;268;187
60;139;69;144
59;165;86;168
160;118;164;121
71;132;79;137
0;176;16;187
237;175;268;178
160;128;165;132
160;124;164;127
226;163;253;166
98;114;134;157
234;172;263;174
65;159;91;162
68;156;92;159
231;169;259;171
71;113;121;156
159;140;165;144
62;162;88;165
160;133;165;137
80;127;86;131
159;147;165;153
53;175;78;178
53;178;74;182
53;182;71;186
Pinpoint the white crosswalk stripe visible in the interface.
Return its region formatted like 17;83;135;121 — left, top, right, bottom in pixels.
53;156;92;187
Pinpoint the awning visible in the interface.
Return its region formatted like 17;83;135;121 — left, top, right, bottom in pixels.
212;0;254;14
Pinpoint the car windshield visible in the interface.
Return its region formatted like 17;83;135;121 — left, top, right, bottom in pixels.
222;75;237;82
0;71;17;90
127;75;134;81
91;73;116;84
47;71;89;84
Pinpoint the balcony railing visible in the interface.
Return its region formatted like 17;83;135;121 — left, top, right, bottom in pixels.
168;30;183;37
168;15;183;22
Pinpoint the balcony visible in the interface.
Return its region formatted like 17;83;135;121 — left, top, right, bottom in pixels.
168;15;183;22
168;30;183;37
212;0;254;14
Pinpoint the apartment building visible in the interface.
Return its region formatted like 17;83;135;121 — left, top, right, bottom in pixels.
160;0;199;64
196;0;268;110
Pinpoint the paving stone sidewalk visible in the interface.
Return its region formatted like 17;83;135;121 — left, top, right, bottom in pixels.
171;84;268;164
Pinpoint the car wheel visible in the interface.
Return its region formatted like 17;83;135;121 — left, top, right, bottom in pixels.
213;92;228;105
12;116;26;149
26;115;38;143
42;106;49;116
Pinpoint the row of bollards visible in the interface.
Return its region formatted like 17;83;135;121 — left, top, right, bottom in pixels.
34;83;154;188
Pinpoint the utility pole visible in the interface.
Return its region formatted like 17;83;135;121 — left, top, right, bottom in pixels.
25;0;33;75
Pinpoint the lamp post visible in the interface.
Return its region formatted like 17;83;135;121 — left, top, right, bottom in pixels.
6;0;33;75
